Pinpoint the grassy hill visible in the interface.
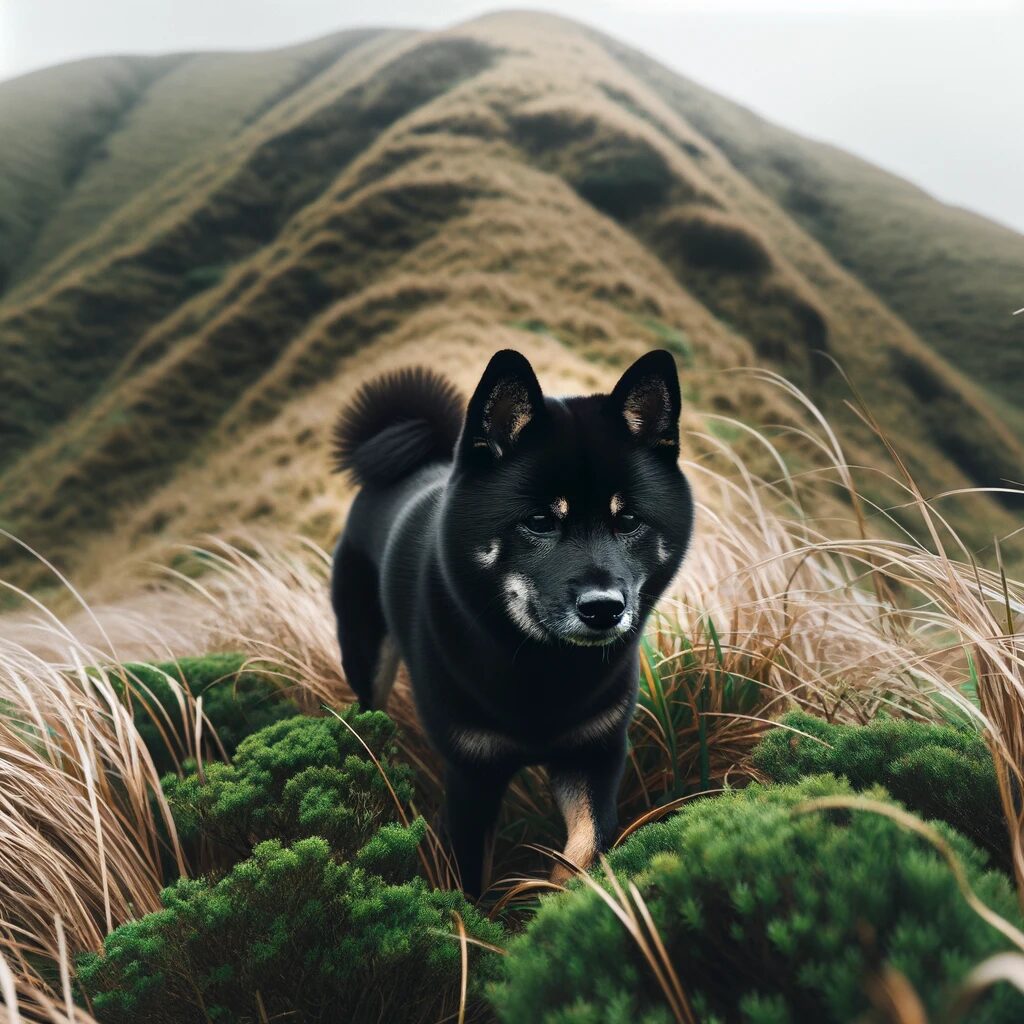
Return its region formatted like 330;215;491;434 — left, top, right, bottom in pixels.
604;31;1024;419
0;10;1022;596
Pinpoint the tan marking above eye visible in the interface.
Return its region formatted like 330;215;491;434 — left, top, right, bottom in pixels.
610;493;624;516
551;497;569;518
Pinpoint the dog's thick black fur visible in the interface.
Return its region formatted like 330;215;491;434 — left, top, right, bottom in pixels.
330;350;693;895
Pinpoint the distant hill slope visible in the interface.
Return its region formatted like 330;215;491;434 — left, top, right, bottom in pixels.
0;30;389;292
603;32;1024;415
0;11;1020;594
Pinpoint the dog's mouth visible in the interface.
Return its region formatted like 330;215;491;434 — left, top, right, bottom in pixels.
561;614;630;647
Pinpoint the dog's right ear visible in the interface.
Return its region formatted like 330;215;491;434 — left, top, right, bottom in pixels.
458;349;544;465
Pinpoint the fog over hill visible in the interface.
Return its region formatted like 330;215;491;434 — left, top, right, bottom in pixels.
1;10;1022;593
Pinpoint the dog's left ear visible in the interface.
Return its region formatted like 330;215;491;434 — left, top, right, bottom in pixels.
608;350;681;453
459;349;544;464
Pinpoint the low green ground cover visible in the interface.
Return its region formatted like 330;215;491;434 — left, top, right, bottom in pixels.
79;831;501;1024
114;653;298;773
494;776;1023;1024
162;708;414;868
77;664;1024;1022
752;711;1007;868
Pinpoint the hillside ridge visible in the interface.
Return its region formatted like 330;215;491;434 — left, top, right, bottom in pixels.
0;10;1021;596
598;27;1024;412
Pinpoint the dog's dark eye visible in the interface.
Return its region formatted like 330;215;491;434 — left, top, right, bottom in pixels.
615;512;641;535
523;513;558;535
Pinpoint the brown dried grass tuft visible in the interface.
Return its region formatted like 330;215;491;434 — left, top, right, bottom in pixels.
0;565;187;1014
1;939;102;1023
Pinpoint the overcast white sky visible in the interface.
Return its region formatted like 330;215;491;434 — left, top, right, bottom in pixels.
2;0;1023;234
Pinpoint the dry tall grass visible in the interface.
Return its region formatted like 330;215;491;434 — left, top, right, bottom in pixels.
0;375;1021;1017
0;579;188;1018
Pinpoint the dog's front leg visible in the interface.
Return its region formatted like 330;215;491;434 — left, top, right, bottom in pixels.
548;739;627;885
443;763;512;898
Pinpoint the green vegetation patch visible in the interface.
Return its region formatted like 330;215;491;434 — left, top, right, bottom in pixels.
506;318;572;346
659;205;772;275
510;107;687;222
80;703;502;1022
162;709;413;869
115;653;298;775
752;711;1007;869
181;263;226;294
493;775;1024;1024
643;205;830;390
890;348;1024;509
572;141;674;221
78;833;503;1024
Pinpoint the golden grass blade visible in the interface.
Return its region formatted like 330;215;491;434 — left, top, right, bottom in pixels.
951;952;1024;1019
432;929;508;959
322;705;411;828
627;880;696;1024
615;791;727;847
598;857;693;1024
452;910;469;1024
53;918;73;1024
485;877;565;917
254;990;270;1024
0;953;23;1024
863;965;928;1024
322;703;450;890
193;695;206;785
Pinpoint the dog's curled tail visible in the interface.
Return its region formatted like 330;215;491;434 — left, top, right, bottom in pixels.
331;367;464;487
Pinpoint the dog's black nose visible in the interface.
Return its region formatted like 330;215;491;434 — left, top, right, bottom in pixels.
577;589;625;629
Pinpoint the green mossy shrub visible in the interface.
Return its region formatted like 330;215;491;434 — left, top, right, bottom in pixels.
492;776;1024;1024
117;653;297;775
162;709;413;869
752;711;1007;869
78;833;504;1024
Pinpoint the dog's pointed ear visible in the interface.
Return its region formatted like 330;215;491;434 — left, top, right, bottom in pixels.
607;350;681;454
459;349;544;464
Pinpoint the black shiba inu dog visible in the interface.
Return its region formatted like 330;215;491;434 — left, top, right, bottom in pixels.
330;349;693;895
